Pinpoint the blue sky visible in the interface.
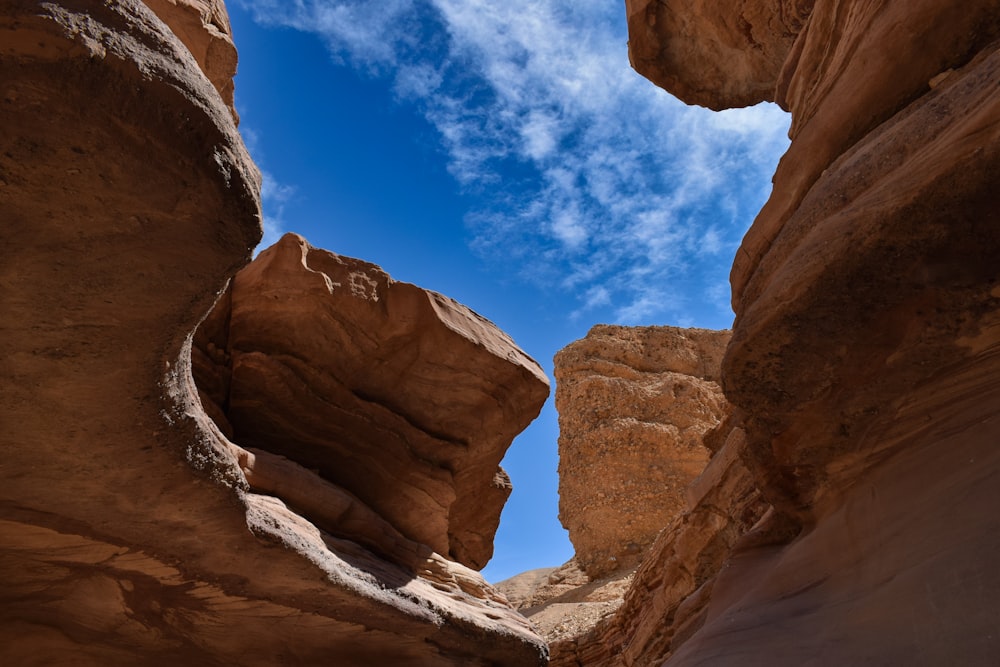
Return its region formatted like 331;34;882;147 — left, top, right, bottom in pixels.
226;0;790;583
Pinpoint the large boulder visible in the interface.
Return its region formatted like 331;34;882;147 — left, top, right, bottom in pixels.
555;325;730;578
193;231;550;571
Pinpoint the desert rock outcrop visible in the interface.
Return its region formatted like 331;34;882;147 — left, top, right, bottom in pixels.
193;231;550;571
624;0;815;110
497;559;634;646
0;1;547;664
501;326;734;653
142;0;239;121
558;0;1000;664
555;325;730;578
549;421;769;665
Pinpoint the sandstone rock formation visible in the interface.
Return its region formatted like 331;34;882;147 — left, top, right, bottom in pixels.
0;1;548;664
709;4;1000;661
497;326;734;653
624;0;814;110
549;421;769;665
555;325;730;578
556;0;1000;664
193;231;550;571
142;0;240;121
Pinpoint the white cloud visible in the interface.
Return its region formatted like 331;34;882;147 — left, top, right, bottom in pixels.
237;125;295;252
699;227;723;256
393;62;443;99
520;110;559;161
550;208;587;249
238;0;791;325
260;170;296;205
242;0;419;70
258;169;296;253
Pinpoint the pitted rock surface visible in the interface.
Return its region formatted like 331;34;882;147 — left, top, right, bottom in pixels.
555;325;730;578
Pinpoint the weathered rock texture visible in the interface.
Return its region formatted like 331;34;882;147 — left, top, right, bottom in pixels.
549;421;769;665
193;231;550;571
0;1;547;665
504;326;736;657
497;559;634;646
142;0;239;121
566;0;1000;664
555;325;730;578
624;0;815;110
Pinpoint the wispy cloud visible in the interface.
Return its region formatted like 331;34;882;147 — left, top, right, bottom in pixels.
239;127;296;252
237;0;790;325
258;169;296;251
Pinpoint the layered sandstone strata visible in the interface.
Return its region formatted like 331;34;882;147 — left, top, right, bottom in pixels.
563;1;1000;664
0;1;548;664
555;325;730;578
193;231;550;571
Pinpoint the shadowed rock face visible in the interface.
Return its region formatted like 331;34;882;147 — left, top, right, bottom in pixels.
193;232;550;571
0;1;547;664
560;0;1000;665
555;326;730;578
142;0;239;122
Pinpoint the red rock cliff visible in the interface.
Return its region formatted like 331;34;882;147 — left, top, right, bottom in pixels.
558;1;1000;664
0;1;548;664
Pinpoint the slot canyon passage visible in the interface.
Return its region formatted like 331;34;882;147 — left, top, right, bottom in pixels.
1;1;999;666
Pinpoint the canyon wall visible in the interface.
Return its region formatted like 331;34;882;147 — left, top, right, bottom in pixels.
0;1;548;664
556;0;1000;664
142;0;240;121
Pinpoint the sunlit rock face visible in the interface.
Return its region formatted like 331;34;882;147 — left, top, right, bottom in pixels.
141;0;239;121
560;0;1000;664
549;421;770;666
193;231;550;572
505;326;739;662
0;1;547;665
554;325;730;579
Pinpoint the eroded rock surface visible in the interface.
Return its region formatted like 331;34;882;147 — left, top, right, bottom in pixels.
555;325;730;578
624;0;814;110
142;0;239;121
194;232;549;571
499;326;733;655
549;422;769;666
561;0;1000;665
0;1;547;665
497;559;635;648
